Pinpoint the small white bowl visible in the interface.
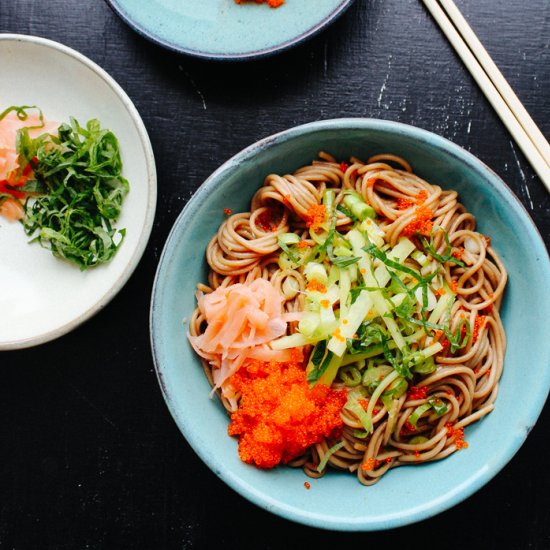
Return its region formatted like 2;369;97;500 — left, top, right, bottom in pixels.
0;34;157;350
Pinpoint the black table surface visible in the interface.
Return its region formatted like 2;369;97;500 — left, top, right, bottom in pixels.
2;1;549;548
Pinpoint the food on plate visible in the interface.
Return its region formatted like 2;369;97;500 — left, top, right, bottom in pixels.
188;151;507;485
234;0;284;7
0;105;129;269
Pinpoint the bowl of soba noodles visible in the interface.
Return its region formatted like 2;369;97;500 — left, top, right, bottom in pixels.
150;119;550;530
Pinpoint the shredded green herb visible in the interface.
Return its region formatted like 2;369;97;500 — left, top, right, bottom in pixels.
420;227;465;268
18;116;129;270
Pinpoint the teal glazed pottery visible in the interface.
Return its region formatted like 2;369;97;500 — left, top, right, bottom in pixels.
150;119;550;530
105;0;354;60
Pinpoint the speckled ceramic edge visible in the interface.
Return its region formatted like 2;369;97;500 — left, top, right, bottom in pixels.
150;118;550;530
104;0;355;61
0;34;157;350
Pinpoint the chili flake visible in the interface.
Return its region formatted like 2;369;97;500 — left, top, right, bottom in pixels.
223;208;233;215
304;482;311;490
339;162;349;172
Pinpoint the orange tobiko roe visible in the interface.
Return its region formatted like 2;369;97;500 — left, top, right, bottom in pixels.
402;205;434;237
227;356;347;468
234;0;284;7
305;203;326;231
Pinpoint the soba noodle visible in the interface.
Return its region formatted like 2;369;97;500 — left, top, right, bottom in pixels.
189;152;507;485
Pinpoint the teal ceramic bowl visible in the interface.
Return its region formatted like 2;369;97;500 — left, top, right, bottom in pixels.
150;119;550;530
105;0;354;60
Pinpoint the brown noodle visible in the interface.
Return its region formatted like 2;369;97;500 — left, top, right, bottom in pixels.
189;152;507;485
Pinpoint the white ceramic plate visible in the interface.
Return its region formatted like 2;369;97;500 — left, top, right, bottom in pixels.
0;34;156;350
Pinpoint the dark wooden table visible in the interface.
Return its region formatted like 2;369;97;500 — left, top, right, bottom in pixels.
1;1;549;548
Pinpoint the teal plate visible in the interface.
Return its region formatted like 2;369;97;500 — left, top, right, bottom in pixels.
105;0;354;60
150;119;550;530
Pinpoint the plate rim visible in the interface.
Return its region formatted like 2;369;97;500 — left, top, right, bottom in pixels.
0;33;157;350
150;117;550;530
104;0;355;61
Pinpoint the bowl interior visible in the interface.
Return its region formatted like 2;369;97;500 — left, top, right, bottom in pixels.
0;35;156;349
107;0;353;59
151;119;550;530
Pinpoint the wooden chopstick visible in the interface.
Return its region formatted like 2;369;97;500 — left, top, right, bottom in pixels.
422;0;550;193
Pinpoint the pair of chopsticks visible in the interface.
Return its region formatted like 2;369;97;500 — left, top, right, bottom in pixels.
422;0;550;193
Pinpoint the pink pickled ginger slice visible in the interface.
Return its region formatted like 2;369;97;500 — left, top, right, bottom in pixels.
188;278;292;395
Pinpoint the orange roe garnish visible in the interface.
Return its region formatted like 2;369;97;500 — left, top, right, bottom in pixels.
472;315;486;342
408;386;428;401
305;203;326;231
306;280;327;293
297;240;310;249
396;197;414;210
304;482;311;490
235;0;284;6
401;205;434;237
257;207;279;232
451;247;465;260
320;299;330;308
332;328;345;343
400;421;417;436
450;280;458;293
366;177;377;188
227;358;347;469
360;268;366;275
393;191;428;212
223;208;233;215
342;319;349;325
358;399;369;411
415;190;428;205
289;347;302;363
361;457;376;471
434;287;446;297
445;421;469;450
339;162;349;172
